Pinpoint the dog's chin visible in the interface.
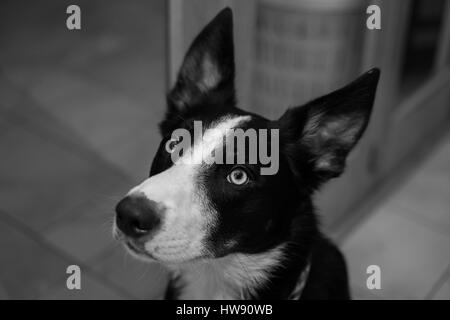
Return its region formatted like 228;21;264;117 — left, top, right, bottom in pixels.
113;225;210;264
144;248;206;265
112;227;155;262
122;238;207;265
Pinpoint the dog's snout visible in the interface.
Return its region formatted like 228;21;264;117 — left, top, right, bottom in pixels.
115;195;162;238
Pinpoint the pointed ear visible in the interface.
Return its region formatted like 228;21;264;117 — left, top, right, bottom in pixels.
278;68;380;183
167;8;235;112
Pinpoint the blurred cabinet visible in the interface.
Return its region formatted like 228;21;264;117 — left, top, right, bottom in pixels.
251;0;367;119
379;0;450;174
320;0;450;235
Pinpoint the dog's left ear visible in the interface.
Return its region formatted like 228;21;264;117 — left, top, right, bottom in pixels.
167;8;235;113
278;68;380;184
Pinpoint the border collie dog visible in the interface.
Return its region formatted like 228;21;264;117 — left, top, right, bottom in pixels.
113;8;380;300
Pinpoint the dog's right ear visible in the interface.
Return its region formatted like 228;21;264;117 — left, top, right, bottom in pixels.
278;68;380;188
165;8;235;120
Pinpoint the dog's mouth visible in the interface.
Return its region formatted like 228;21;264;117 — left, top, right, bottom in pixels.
113;222;210;264
124;238;162;262
125;240;154;258
125;238;206;264
112;226;155;260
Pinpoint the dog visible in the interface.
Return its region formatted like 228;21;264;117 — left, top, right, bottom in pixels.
113;8;380;300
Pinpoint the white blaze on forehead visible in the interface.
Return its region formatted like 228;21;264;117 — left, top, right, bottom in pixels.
127;163;193;211
127;115;252;263
179;115;252;165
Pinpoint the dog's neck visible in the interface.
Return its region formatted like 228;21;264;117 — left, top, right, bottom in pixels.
168;245;287;300
166;212;318;300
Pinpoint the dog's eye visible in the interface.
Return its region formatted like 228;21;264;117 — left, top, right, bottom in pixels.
167;136;181;153
227;168;249;186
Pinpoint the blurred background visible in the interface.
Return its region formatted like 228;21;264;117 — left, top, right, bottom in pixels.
0;0;449;299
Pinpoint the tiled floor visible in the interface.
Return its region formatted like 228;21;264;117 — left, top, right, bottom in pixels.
0;0;168;299
1;0;449;300
342;137;450;300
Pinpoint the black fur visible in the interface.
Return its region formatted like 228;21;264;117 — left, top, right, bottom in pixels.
137;8;379;300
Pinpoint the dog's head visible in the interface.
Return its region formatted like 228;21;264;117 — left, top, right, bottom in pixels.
113;8;379;264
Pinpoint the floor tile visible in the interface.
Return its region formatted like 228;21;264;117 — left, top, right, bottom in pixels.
0;0;168;300
342;209;450;299
4;64;164;181
432;276;450;300
0;72;24;112
69;38;165;106
381;136;450;237
24;70;161;180
0;216;71;299
423;137;450;174
0;119;127;231
43;197;119;262
390;171;450;236
101;124;162;181
0;75;146;183
1;0;166;181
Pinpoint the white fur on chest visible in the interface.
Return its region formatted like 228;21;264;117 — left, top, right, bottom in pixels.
170;245;285;300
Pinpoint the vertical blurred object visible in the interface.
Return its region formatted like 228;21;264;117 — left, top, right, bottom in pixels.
251;0;366;118
400;0;446;94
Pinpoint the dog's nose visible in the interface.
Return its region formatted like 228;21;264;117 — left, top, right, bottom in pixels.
115;195;162;238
